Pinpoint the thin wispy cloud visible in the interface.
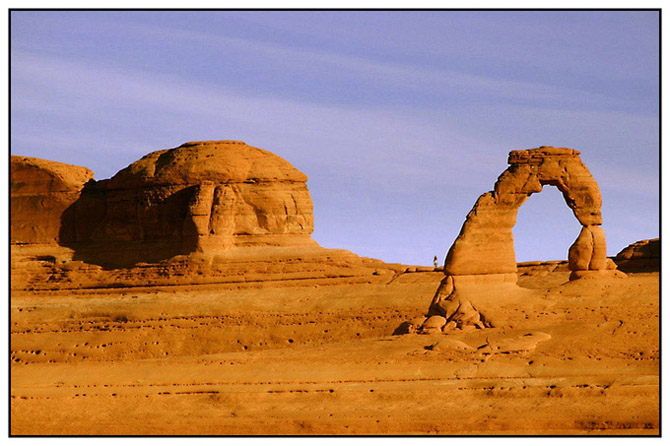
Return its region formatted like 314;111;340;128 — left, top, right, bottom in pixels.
11;49;505;186
13;14;648;114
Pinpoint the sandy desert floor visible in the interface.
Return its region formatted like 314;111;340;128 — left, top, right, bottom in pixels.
10;267;659;435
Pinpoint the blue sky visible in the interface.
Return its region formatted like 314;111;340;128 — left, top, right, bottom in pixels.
10;11;659;265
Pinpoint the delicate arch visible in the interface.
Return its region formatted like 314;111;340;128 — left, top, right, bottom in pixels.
444;146;608;278
398;146;625;334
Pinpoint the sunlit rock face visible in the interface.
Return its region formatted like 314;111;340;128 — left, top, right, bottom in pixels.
11;141;319;268
10;140;404;291
79;140;316;254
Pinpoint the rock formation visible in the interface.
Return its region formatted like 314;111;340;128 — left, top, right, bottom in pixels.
11;140;406;289
11;156;94;244
60;141;317;266
445;147;606;278
615;238;660;272
415;146;623;334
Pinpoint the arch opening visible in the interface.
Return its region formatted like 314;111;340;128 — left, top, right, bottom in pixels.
513;185;579;263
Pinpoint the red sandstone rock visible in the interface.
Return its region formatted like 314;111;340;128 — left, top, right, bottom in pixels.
445;146;605;277
427;146;619;330
10;140;405;288
616;238;660;260
10;156;93;244
615;238;660;272
568;226;594;271
59;141;316;267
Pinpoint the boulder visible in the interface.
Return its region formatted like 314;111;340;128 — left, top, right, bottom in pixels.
422;315;447;329
419;315;447;334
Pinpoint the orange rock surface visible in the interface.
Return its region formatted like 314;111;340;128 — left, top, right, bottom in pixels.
10;141;403;288
11;156;93;244
445;147;607;277
57;141;318;268
615;238;660;272
424;147;625;335
10;266;659;435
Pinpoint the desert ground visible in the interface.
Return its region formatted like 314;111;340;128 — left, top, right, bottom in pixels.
11;263;659;435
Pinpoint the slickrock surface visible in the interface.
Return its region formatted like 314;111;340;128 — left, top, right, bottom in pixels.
615;238;660;272
10;156;93;244
11;267;659;435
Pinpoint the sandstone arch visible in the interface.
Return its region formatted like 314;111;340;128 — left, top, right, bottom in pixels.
421;146;623;332
445;146;609;279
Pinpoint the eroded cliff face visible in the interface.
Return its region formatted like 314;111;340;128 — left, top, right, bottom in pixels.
67;141;316;265
10;156;94;244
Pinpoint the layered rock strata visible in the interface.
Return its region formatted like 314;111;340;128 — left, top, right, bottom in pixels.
415;146;623;334
61;141;316;267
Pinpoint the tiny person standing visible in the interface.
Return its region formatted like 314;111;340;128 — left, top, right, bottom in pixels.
433;256;438;268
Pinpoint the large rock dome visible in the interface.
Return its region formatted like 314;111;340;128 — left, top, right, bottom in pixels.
105;141;308;188
11;140;396;288
11;141;318;268
74;141;316;264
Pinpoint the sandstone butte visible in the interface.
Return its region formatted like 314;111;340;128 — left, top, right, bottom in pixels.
10;142;659;435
